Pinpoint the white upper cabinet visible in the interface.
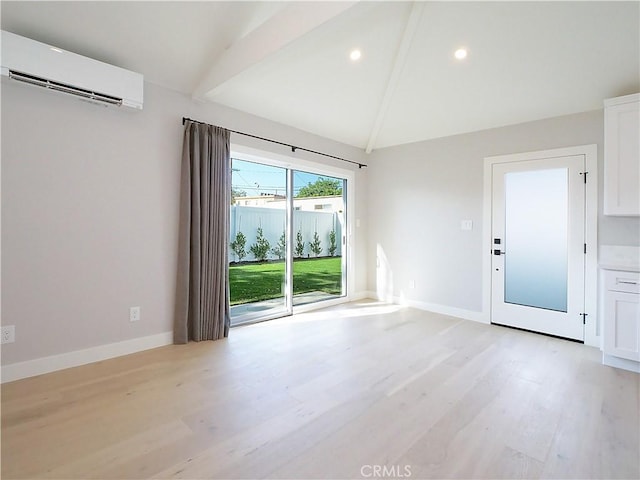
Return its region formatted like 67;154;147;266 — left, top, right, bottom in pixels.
604;93;640;216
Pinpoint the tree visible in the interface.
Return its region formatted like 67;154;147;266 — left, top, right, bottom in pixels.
328;230;337;257
271;231;286;260
249;227;270;262
310;231;322;257
296;177;342;198
295;230;305;258
230;231;247;262
231;188;246;205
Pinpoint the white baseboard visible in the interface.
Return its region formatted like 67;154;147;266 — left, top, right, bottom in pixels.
602;353;640;373
365;291;487;324
402;298;487;324
364;290;380;301
351;291;373;301
1;331;174;383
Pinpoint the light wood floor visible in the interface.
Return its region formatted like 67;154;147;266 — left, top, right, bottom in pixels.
2;301;639;479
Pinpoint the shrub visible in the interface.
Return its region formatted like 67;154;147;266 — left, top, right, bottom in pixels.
230;231;247;262
295;230;305;258
249;227;271;262
310;231;322;257
271;231;286;260
328;230;337;257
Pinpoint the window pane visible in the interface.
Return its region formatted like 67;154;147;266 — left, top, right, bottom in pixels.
230;159;287;323
292;171;345;306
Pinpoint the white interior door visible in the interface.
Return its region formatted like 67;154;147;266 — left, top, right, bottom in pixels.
491;155;586;341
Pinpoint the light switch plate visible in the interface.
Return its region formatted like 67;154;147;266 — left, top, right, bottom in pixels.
1;325;15;344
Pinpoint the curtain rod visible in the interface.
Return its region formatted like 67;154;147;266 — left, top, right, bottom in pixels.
182;117;367;169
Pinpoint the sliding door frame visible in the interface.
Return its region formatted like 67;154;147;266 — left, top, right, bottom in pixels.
230;143;356;322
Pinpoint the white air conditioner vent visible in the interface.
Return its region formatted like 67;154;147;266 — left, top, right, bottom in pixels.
1;30;143;110
8;70;124;106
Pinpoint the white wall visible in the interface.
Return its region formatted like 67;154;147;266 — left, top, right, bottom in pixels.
1;80;368;368
366;109;640;316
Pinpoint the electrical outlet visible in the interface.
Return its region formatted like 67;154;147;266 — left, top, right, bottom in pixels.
1;325;15;344
129;306;141;322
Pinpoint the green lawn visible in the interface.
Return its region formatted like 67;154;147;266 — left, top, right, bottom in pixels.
229;257;342;305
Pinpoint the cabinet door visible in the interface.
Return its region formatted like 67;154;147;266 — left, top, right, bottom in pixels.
604;99;640;215
604;290;640;361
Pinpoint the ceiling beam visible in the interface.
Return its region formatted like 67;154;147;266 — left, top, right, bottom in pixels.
365;2;425;154
192;1;358;100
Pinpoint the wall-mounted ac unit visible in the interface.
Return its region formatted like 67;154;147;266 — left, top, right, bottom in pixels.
1;30;144;110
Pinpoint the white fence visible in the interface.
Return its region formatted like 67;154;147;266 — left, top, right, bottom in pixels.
229;205;343;262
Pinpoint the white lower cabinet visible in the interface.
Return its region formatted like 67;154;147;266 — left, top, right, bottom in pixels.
602;269;640;372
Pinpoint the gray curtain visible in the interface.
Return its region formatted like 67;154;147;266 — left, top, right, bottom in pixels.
174;120;230;343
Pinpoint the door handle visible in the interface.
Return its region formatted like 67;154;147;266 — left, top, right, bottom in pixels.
493;249;506;256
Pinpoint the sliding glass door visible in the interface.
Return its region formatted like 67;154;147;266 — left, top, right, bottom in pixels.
292;170;345;306
229;160;288;322
229;158;347;325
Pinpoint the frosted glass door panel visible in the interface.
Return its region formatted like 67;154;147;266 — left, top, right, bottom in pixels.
504;168;568;312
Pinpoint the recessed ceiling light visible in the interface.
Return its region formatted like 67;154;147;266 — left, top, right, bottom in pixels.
350;49;362;61
454;48;468;60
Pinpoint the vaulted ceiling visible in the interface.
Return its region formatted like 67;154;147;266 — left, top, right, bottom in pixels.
2;1;639;152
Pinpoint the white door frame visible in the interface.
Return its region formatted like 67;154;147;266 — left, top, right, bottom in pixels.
482;145;599;346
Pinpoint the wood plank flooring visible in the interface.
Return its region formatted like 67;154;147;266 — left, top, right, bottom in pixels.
2;301;638;479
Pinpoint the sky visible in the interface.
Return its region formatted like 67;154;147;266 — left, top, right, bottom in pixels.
231;158;343;197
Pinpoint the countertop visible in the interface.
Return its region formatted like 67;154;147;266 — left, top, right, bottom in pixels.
599;245;640;272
